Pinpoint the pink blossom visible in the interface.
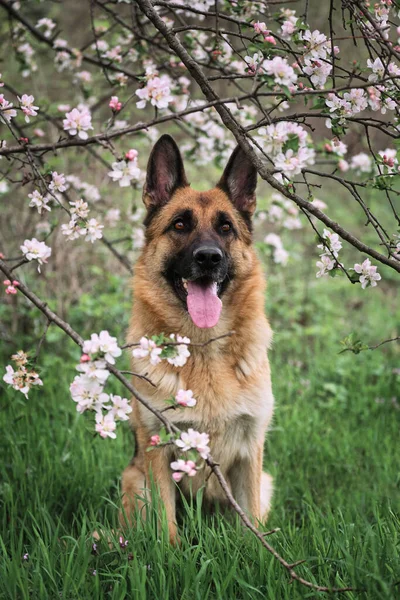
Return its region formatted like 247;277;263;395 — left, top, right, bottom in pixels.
18;94;39;123
63;107;93;140
318;229;342;258
85;218;104;243
28;190;51;214
175;428;210;459
264;35;276;45
175;389;197;407
36;18;56;38
70;199;89;219
75;71;92;83
262;56;297;87
132;336;162;365
3;363;43;398
109;96;122;111
95;411;117;439
49;171;67;193
110;395;132;421
353;259;381;289
125;149;138;161
61;217;86;241
70;374;110;413
150;435;161;446
170;459;197;481
136;75;173;109
4;279;19;295
244;53;263;74
316;254;335;278
82;330;122;364
76;359;109;384
253;21;268;36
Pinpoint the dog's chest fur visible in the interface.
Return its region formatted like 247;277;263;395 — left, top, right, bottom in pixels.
130;313;274;465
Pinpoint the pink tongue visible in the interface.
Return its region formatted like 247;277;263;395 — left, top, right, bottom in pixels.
187;281;222;328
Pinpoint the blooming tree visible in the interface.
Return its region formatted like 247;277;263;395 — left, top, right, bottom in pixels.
1;0;399;593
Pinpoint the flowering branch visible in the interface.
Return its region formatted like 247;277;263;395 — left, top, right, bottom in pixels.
135;0;400;276
0;256;355;593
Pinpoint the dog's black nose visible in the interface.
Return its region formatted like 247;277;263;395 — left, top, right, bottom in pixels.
193;246;223;269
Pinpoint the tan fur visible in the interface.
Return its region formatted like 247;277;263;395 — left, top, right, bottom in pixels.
121;186;274;543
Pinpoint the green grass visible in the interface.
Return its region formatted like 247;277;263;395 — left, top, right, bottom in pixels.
1;260;399;599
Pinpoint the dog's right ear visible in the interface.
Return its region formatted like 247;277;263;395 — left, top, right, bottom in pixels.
143;134;188;210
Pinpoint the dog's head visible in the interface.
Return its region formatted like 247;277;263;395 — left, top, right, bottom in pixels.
139;134;258;329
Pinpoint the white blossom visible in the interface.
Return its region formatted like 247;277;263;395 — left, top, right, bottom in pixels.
110;395;132;421
95;411;117;439
108;160;141;187
20;238;51;272
353;259;381;289
85;218;103;243
175;428;210;459
28;190;51;214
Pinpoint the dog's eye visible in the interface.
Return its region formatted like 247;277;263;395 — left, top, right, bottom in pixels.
220;223;231;233
174;220;185;231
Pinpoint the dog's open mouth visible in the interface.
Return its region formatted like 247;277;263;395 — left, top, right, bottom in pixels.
173;274;223;329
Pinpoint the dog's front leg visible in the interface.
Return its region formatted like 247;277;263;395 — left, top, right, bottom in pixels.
228;445;263;521
145;448;178;544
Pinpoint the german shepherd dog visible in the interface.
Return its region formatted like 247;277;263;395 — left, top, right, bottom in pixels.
122;135;274;543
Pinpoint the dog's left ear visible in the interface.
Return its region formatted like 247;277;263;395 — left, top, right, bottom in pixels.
143;134;188;209
217;146;257;217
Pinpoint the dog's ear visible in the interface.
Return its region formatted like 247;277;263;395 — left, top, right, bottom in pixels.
143;134;188;209
217;145;257;217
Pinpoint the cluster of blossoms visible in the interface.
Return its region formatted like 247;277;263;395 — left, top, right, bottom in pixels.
3;351;42;399
36;18;56;38
63;106;93;140
61;193;103;244
28;172;67;215
316;229;342;278
260;191;307;231
170;430;210;481
299;29;339;89
256;122;315;179
61;214;103;243
134;336;210;483
352;259;382;289
3;279;19;295
264;233;289;266
279;8;298;40
108;149;142;188
132;333;190;368
20;238;51;272
109;96;122;112
315;231;381;289
69;331;130;439
136;66;173;110
16;41;38;77
65;175;101;203
253;22;276;45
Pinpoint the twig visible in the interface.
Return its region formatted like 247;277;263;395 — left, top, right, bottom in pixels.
122;331;235;350
368;336;400;350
